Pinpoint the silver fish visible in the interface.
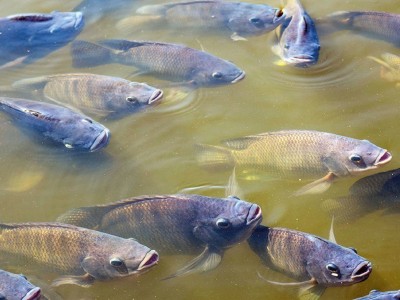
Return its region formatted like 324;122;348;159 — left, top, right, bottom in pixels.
0;270;41;300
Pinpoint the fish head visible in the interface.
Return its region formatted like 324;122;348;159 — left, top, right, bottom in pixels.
0;271;41;300
306;239;372;286
192;59;245;86
122;82;163;109
193;196;262;249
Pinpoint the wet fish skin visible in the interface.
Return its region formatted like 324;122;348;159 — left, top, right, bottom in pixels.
13;73;163;118
196;130;392;195
71;39;245;86
136;0;286;37
248;225;372;295
57;194;262;277
355;290;400;300
273;0;320;67
0;269;41;300
0;97;110;152
0;12;84;68
324;11;400;46
0;222;158;287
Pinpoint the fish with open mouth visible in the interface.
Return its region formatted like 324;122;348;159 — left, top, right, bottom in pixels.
0;269;41;300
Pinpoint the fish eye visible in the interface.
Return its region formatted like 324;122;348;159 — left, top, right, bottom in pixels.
349;247;358;254
350;154;362;164
216;218;231;229
284;44;290;50
212;72;223;79
126;96;138;103
326;263;340;277
0;294;5;300
249;17;263;26
110;258;123;267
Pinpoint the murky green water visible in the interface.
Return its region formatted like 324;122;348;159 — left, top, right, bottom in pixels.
1;0;399;299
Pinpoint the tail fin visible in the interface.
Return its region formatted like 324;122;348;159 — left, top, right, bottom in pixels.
71;40;112;68
195;144;235;170
56;206;108;229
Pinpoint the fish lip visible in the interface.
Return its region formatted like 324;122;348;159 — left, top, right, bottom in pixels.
138;250;159;271
350;261;372;281
231;71;246;83
148;89;163;105
374;150;392;166
246;204;262;225
22;287;41;300
90;129;110;152
288;55;317;65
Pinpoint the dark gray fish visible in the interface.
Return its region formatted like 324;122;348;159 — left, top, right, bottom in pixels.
272;0;320;67
0;222;158;287
71;39;245;86
134;0;286;40
0;12;84;68
57;194;262;278
324;11;400;46
248;225;372;299
0;97;110;152
0;270;41;300
12;73;163;118
322;169;400;223
355;290;400;300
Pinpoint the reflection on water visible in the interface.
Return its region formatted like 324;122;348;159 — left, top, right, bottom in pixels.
0;0;400;299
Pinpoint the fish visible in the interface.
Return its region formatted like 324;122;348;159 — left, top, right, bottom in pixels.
368;53;400;87
0;269;41;300
248;225;372;299
0;97;110;152
57;194;262;278
323;11;400;46
0;12;84;68
196;130;392;196
71;39;245;87
272;0;320;67
73;0;131;24
0;222;158;287
12;73;163;118
355;290;400;300
322;168;400;223
133;0;286;41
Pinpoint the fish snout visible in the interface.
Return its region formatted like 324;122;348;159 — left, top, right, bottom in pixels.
374;150;392;166
90;129;110;152
351;261;372;282
246;204;262;225
138;250;159;271
149;89;163;105
22;287;41;300
231;71;246;84
289;55;317;67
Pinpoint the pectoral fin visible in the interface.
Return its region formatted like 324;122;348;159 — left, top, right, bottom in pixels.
164;246;222;279
299;284;326;300
230;32;247;41
293;172;336;196
257;271;317;287
328;216;337;243
51;273;95;287
0;55;28;70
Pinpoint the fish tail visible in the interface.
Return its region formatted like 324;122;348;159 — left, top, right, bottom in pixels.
195;144;235;170
56;206;105;229
71;40;112;68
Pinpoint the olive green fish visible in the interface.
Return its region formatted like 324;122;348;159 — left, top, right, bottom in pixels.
12;73;163;118
0;222;158;287
196;130;392;195
368;53;400;87
57;194;262;278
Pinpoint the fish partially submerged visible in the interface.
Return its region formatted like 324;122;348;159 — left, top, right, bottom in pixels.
12;73;163;118
57;194;262;278
71;39;245;87
0;269;41;300
196;130;392;196
355;290;400;300
272;0;320;67
324;11;400;46
0;97;110;152
0;222;158;287
0;12;84;69
133;0;286;40
368;53;400;87
248;225;372;299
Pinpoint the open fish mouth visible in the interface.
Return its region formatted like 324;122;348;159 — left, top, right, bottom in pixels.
231;71;246;83
22;287;41;300
288;55;317;66
138;250;159;271
149;89;163;104
90;129;110;152
374;150;392;166
246;204;262;225
351;261;372;282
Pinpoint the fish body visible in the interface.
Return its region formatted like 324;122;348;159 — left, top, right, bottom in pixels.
0;97;110;152
13;74;163;118
136;0;286;37
355;290;400;300
248;225;372;296
368;53;400;85
325;11;400;46
196;130;392;195
0;12;84;68
0;269;41;300
57;194;262;277
73;0;130;24
71;39;245;86
0;222;158;287
273;0;320;67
